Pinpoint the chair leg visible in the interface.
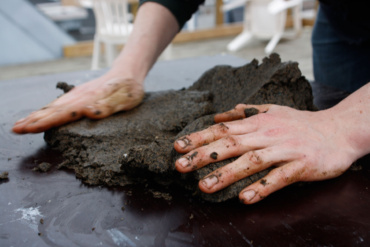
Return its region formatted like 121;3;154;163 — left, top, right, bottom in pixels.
227;31;253;52
160;44;172;60
265;32;283;54
105;43;116;67
91;37;100;70
292;5;302;37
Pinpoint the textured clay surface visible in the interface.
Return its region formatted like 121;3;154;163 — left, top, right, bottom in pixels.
44;54;316;202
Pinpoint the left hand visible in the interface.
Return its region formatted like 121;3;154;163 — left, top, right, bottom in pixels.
174;104;358;204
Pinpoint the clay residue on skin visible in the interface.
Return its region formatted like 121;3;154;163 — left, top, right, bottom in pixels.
260;179;268;186
44;54;317;202
177;136;192;149
188;151;198;161
210;152;218;160
244;108;259;118
217;123;229;132
56;82;74;93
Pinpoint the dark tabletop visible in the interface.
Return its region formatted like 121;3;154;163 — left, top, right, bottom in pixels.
0;55;369;247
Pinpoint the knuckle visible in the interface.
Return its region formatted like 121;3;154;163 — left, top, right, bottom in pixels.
278;166;304;185
283;138;303;148
267;104;277;111
263;127;285;137
256;112;271;121
207;123;230;142
222;135;240;147
256;191;267;201
245;151;263;166
235;103;247;111
248;113;270;128
222;167;234;179
215;122;230;134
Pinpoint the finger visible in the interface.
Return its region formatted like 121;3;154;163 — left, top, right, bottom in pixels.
198;146;296;193
13;108;82;133
174;118;261;153
12;88;90;133
175;130;276;173
174;110;278;153
239;161;305;204
12;108;57;133
214;104;272;123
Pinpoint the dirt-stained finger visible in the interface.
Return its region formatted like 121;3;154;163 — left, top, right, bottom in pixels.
174;118;262;153
239;161;306;204
175;128;282;173
214;104;272;123
198;145;300;193
12;78;144;134
14;108;82;133
175;135;245;172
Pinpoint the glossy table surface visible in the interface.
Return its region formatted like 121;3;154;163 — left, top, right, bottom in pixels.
0;56;369;247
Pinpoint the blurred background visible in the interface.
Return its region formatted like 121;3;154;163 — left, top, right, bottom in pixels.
0;0;317;81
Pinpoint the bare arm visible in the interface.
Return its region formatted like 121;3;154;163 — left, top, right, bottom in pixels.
106;2;179;83
13;2;179;134
174;83;370;204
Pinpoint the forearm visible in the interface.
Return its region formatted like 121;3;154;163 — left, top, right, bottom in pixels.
104;2;179;83
328;82;370;159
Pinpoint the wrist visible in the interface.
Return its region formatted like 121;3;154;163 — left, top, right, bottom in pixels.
101;62;145;86
326;103;370;162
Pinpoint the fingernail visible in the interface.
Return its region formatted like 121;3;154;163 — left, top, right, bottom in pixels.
177;157;189;168
176;140;186;148
201;175;218;189
243;190;256;201
175;137;191;149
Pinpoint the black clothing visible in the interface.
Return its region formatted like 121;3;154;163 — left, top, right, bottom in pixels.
139;0;205;29
319;0;370;45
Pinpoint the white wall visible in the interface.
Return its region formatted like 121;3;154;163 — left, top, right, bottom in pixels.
0;0;75;66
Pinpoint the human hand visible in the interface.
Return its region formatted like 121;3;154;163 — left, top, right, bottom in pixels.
174;104;358;204
12;77;144;134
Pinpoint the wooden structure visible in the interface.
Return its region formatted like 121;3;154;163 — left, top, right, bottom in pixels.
63;0;316;58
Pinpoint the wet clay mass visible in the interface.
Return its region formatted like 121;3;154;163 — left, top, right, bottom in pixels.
44;54;316;202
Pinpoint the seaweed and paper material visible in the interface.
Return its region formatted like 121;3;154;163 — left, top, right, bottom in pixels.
44;54;316;202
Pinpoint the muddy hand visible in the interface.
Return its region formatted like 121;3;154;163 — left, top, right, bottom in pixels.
174;104;358;204
12;78;144;134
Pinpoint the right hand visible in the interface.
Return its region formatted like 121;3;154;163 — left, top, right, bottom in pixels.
174;104;360;204
12;77;144;134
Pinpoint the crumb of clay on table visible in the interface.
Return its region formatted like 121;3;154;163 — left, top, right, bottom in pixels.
0;171;9;180
33;162;52;172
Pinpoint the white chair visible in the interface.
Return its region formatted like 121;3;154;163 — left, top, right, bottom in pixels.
222;0;303;54
91;0;134;69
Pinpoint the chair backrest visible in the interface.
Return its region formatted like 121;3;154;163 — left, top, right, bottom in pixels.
246;0;287;38
223;0;301;38
93;0;131;36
